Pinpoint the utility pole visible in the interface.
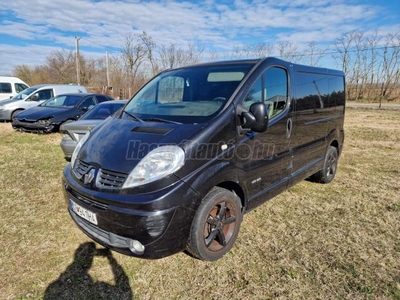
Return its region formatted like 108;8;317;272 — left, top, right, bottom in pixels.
106;50;110;87
75;37;81;85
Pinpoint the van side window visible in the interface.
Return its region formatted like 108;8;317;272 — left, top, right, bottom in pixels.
264;67;288;118
35;89;54;101
243;67;288;119
15;83;28;93
0;83;12;93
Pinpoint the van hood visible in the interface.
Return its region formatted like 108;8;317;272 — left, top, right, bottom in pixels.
79;117;204;174
15;106;72;121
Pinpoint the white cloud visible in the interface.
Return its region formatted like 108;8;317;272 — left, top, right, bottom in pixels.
0;0;398;74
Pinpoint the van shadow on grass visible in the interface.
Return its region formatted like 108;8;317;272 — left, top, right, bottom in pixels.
43;242;133;300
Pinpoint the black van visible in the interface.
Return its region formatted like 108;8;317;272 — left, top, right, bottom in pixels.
62;57;345;261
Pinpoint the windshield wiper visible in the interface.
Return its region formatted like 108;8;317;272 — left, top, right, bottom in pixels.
123;111;143;122
142;117;182;124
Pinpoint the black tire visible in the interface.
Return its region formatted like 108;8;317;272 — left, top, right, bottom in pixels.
187;187;242;261
11;109;23;120
310;146;338;184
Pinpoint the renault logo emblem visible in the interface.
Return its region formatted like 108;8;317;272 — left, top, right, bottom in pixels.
84;168;96;185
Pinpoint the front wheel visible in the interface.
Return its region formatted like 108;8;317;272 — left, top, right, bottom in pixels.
187;187;242;261
11;109;23;120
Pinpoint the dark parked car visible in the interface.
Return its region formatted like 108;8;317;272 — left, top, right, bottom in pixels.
63;57;345;261
12;93;114;133
60;100;127;161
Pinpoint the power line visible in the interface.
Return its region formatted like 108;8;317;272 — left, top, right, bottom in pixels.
80;37;119;53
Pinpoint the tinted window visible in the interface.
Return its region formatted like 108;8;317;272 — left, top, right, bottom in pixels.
243;67;288;119
295;72;344;110
79;96;96;109
96;95;112;103
265;68;288;118
34;89;53;101
0;83;12;93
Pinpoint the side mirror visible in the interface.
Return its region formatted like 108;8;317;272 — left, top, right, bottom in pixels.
80;107;89;112
249;102;268;132
237;102;268;133
30;94;38;101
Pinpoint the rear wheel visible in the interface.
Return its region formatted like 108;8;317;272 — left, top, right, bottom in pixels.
310;146;338;183
187;187;242;261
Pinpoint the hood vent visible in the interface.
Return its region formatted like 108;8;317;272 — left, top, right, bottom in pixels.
130;126;172;135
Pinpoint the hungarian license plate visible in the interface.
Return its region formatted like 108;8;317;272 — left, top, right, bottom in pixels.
70;199;98;225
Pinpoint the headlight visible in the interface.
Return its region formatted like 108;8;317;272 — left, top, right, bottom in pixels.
37;119;51;126
122;145;185;189
61;132;73;141
71;131;90;168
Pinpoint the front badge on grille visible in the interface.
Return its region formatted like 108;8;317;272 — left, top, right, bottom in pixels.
84;168;96;185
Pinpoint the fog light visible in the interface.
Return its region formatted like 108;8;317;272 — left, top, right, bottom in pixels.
129;239;145;255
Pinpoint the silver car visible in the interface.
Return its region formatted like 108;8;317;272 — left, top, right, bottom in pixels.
60;100;127;161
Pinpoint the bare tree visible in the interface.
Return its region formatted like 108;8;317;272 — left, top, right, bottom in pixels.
158;42;204;70
333;31;357;99
138;31;158;76
276;41;298;61
120;32;147;97
45;49;77;84
304;41;327;67
378;33;400;107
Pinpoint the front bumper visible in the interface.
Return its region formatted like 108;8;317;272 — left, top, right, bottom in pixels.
12;119;55;133
62;164;200;259
0;109;11;121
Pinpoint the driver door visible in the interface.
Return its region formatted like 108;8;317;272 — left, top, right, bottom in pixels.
237;67;293;209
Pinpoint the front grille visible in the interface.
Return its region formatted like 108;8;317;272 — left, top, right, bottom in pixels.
73;160;91;179
67;185;108;211
96;169;127;189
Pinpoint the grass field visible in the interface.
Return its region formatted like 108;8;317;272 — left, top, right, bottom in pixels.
0;108;399;299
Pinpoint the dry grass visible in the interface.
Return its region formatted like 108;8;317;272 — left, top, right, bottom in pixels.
0;108;399;299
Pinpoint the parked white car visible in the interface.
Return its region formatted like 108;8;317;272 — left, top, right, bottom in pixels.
0;84;87;120
0;76;29;101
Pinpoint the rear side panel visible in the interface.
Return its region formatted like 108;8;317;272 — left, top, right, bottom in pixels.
289;65;345;184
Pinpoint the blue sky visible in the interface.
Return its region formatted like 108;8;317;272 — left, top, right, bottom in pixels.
0;0;399;75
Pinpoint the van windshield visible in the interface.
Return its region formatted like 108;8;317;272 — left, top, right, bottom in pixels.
123;63;255;124
12;87;39;100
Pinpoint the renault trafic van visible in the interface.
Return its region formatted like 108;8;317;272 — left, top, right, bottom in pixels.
0;76;29;101
62;57;345;261
0;84;87;120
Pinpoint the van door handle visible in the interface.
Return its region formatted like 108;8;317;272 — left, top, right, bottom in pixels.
286;118;292;138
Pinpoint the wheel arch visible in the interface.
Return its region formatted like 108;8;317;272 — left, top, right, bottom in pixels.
181;161;249;212
11;108;24;118
216;181;246;213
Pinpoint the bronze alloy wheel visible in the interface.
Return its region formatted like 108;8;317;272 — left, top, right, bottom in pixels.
187;187;242;261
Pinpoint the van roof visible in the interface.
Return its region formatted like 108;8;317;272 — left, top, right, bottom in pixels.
29;84;85;88
0;76;27;81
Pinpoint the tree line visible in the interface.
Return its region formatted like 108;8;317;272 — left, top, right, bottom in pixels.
13;30;400;102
